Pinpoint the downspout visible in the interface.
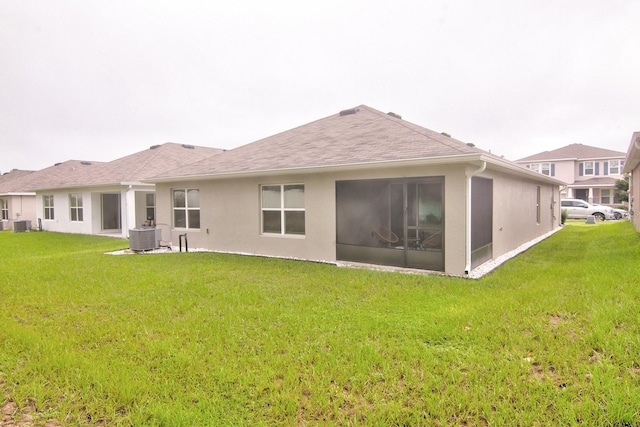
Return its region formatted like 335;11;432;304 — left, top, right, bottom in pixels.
465;161;486;276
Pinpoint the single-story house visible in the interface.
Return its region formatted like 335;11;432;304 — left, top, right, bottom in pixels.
623;131;640;232
30;143;223;238
0;169;37;231
148;105;564;276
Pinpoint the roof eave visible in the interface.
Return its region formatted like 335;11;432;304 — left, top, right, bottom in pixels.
145;153;566;186
623;132;640;173
0;192;36;196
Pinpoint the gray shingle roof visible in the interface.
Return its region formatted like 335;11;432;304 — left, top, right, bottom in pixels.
517;143;625;162
155;105;488;179
0;169;36;194
569;177;617;186
29;143;223;191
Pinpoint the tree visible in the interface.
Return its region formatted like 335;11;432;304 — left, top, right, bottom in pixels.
615;175;629;203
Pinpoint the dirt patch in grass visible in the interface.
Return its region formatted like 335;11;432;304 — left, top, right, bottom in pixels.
1;380;60;427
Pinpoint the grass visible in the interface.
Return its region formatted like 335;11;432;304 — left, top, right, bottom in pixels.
1;222;640;426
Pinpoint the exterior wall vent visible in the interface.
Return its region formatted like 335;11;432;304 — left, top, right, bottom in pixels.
339;108;359;116
182;144;195;149
150;144;161;149
387;112;402;119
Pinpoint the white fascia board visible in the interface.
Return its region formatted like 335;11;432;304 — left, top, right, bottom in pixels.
0;192;36;196
144;153;566;186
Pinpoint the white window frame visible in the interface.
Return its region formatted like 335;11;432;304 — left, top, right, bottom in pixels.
583;161;594;176
527;163;551;176
609;160;623;175
1;198;8;220
43;195;55;220
172;189;200;229
260;184;305;236
601;189;611;204
69;193;83;222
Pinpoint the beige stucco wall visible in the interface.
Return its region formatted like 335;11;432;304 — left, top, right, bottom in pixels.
156;164;470;275
2;194;37;229
553;160;576;185
156;163;559;276
488;170;560;260
630;166;640;232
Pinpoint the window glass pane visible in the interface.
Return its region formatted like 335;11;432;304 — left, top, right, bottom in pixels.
262;186;281;208
173;190;186;208
263;211;282;233
71;209;77;221
584;162;594;174
77;209;83;222
284;185;305;208
146;208;155;221
146;193;155;206
76;196;83;207
174;210;186;228
188;210;200;229
285;211;305;235
187;189;200;208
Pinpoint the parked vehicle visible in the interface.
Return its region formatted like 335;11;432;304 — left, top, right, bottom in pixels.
611;208;629;220
560;199;615;221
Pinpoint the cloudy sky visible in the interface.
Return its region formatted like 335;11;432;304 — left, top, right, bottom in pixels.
2;0;639;173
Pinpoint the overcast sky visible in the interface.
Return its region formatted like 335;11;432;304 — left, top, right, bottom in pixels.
2;0;639;173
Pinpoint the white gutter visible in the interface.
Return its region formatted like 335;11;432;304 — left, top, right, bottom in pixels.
465;161;487;276
145;153;564;185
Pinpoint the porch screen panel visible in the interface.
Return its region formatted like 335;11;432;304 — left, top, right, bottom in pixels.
336;177;444;271
336;180;392;247
470;177;493;269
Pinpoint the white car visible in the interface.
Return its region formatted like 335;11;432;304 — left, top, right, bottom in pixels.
611;208;629;220
560;199;615;221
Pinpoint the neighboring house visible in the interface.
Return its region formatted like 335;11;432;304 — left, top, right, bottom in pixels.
623;132;640;232
148;105;563;277
0;169;36;231
29;143;223;238
515;143;626;206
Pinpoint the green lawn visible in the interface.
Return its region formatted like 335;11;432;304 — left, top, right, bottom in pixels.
1;223;640;426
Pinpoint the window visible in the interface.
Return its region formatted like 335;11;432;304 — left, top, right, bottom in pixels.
527;163;551;176
69;193;83;222
601;189;611;204
583;161;594;176
0;199;7;220
261;184;305;235
173;189;200;229
609;160;623;175
146;193;155;223
43;195;54;220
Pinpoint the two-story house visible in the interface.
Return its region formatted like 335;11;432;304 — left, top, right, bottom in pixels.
516;143;626;206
